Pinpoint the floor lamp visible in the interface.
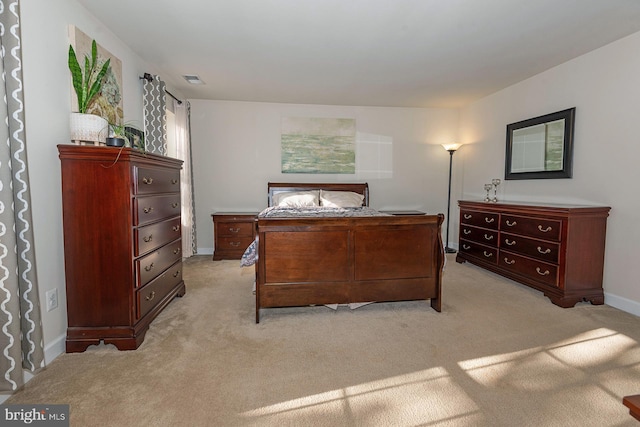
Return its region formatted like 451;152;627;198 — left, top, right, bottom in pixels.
442;143;463;253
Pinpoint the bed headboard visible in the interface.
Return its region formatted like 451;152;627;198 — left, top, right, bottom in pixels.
267;182;370;207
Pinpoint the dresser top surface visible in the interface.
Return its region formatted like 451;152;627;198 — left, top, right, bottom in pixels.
458;200;610;217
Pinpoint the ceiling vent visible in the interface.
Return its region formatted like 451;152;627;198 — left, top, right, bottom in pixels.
183;74;205;85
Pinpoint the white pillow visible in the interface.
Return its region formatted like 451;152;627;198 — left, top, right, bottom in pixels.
272;191;319;207
320;190;365;208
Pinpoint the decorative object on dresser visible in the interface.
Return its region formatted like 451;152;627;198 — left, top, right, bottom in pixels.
491;178;501;202
442;143;463;253
58;145;185;352
456;200;610;308
212;212;258;260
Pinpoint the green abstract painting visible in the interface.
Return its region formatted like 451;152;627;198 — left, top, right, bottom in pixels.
281;117;356;173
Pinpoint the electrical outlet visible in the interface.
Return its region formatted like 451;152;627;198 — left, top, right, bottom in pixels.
46;289;58;312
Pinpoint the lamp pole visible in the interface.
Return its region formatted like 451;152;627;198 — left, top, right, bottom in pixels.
442;143;462;253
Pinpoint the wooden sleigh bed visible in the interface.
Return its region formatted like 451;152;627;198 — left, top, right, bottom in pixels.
253;183;445;322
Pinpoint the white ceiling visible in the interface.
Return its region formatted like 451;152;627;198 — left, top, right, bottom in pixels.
78;0;640;108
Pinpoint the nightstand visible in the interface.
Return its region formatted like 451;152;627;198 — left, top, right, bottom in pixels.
212;212;258;260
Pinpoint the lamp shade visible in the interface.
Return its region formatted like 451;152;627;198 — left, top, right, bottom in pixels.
442;143;463;152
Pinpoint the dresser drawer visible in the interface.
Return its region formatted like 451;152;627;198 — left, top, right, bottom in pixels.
134;166;180;195
501;232;560;263
459;239;498;264
460;210;499;230
501;214;561;241
135;217;181;256
137;260;183;320
499;250;558;287
136;239;182;288
135;194;181;226
460;225;498;246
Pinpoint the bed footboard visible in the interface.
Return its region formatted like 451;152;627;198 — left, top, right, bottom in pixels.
255;214;444;322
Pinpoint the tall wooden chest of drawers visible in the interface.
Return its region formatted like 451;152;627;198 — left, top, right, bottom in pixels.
212;212;258;260
456;200;610;308
58;146;185;352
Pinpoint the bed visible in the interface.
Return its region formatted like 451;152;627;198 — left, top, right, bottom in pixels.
252;182;445;322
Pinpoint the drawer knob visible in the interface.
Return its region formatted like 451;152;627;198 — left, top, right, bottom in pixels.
230;242;240;247
463;214;472;220
143;207;154;214
173;270;181;278
484;234;494;240
229;227;240;233
172;202;179;208
485;217;495;223
462;244;471;250
173;225;180;232
142;177;154;185
143;234;153;243
504;258;515;265
144;263;154;272
538;225;552;232
145;291;156;301
505;220;516;226
173;248;181;255
537;247;551;254
171;179;178;184
505;239;516;246
483;251;493;258
536;267;550;276
463;229;471;235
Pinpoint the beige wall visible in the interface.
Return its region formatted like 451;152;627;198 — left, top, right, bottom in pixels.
458;31;640;315
19;0;183;360
189;100;460;253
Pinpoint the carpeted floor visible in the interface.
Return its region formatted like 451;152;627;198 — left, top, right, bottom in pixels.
5;254;640;426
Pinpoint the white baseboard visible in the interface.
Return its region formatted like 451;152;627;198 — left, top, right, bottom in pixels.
0;333;65;404
604;292;640;317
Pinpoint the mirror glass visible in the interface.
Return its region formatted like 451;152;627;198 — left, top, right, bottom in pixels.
505;108;575;180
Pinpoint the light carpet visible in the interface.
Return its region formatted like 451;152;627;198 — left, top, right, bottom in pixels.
5;254;640;426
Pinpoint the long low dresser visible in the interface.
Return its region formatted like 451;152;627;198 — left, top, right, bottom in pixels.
456;200;610;308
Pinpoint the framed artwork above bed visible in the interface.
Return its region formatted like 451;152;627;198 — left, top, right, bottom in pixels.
281;117;356;174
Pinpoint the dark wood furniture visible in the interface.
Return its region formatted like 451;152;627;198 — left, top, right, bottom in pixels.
380;210;426;216
212;212;258;260
58;145;185;352
623;395;640;422
456;200;610;308
255;183;445;322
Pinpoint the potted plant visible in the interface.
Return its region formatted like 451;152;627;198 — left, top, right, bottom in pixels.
68;39;111;144
106;121;145;150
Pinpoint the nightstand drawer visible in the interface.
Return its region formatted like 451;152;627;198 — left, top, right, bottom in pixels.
217;221;254;237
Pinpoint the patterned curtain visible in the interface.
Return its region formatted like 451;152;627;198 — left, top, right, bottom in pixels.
174;100;197;256
0;0;45;391
142;73;167;155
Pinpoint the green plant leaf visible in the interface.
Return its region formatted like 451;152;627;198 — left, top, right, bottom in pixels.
67;45;84;112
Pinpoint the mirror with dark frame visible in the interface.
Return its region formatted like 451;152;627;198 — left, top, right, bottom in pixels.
505;107;575;180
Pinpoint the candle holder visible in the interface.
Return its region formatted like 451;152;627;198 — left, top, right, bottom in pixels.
491;178;501;202
484;183;492;202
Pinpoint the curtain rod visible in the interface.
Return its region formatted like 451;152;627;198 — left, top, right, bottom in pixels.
139;73;183;105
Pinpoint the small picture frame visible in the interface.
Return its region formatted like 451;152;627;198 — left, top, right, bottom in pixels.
125;126;145;151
